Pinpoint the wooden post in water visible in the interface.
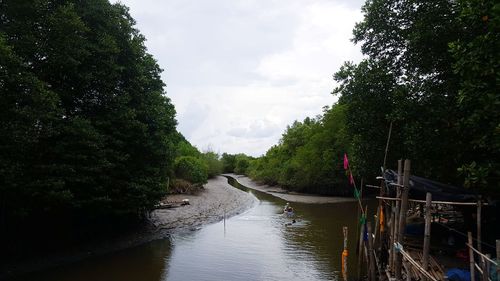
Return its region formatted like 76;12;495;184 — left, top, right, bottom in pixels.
391;160;403;271
468;232;475;281
496;240;500;281
422;192;432;271
388;202;395;273
342;226;349;281
483;254;491;281
357;221;365;280
368;222;376;281
395;159;410;281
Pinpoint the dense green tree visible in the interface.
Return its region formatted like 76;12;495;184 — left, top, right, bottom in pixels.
201;151;223;178
234;154;253;175
339;0;466;182
174;156;208;184
176;140;202;159
0;0;177;230
245;105;354;195
450;0;500;191
221;153;237;173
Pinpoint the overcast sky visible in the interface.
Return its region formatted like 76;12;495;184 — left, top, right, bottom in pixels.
114;0;365;156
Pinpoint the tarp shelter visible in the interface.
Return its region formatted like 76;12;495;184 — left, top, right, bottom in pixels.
384;170;478;202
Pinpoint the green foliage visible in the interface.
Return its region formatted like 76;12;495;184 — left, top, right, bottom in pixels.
332;0;499;192
449;0;500;191
221;153;237;173
0;0;177;226
244;0;499;196
173;137;222;180
201;151;223;178
234;154;253;174
174;156;208;184
245;105;353;195
176;140;202;158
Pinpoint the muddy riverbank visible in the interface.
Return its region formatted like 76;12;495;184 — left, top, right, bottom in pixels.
224;173;358;204
1;176;256;280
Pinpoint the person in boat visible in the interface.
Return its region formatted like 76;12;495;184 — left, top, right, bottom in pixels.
284;203;295;217
284;202;290;213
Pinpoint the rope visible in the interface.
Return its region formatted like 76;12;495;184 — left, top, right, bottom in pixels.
434;221;496;250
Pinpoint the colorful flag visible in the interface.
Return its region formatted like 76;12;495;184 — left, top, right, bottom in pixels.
379;206;385;233
343;153;349;170
349;173;354;185
354;188;360;199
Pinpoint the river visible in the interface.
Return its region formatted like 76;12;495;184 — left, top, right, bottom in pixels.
21;177;374;281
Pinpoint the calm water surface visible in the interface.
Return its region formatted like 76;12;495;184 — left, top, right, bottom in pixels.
26;178;375;281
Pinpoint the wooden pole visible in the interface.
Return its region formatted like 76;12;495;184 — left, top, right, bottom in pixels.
388;201;395;273
357;219;365;280
392;160;402;271
477;199;482;254
496;240;500;281
468;232;475;281
383;121;393;171
422;192;432;271
483;254;490;281
342;226;349;281
368;221;376;281
395;159;410;280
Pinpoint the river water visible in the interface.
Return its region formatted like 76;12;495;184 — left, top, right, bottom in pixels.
24;177;374;281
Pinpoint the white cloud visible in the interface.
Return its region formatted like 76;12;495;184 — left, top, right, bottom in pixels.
114;0;364;156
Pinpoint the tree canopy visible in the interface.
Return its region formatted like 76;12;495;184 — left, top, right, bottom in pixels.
242;0;499;196
0;0;178;227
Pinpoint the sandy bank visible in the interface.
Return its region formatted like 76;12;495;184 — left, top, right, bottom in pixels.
151;175;257;231
224;173;357;204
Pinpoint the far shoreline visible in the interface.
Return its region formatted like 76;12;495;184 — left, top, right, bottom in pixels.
224;173;358;204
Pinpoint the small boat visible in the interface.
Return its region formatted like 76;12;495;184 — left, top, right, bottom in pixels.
283;203;295;217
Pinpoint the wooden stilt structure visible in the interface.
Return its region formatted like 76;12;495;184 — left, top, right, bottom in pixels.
368;221;376;281
422;192;432;271
395;159;411;280
356;158;497;281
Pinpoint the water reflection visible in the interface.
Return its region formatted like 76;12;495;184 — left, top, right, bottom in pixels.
21;177;375;281
24;239;172;281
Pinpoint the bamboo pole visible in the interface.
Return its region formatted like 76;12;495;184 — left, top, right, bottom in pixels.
368;221;376;281
342;226;349;281
468;232;476;281
422;192;432;271
395;159;410;280
477;199;482;254
483;254;490;281
496;240;499;281
375;197;487;206
357;219;365;280
389;201;396;272
392;161;402;274
392;180;402;270
383;121;393;171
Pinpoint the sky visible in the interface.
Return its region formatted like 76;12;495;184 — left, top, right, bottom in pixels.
114;0;365;157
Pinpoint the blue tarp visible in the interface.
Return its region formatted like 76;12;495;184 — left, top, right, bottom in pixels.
446;268;471;281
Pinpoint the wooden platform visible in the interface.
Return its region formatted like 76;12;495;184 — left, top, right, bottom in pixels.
404;249;445;280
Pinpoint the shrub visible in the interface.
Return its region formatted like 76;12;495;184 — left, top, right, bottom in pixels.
174;156;208;184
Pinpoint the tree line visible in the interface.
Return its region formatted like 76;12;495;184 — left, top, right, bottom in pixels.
229;0;499;196
0;0;222;258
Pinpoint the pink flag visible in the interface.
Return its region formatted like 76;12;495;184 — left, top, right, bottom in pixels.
343;153;349;170
349;173;354;185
